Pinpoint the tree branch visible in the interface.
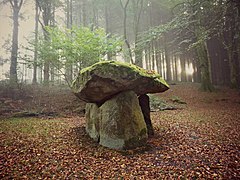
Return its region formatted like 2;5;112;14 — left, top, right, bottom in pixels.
9;0;14;8
18;0;23;9
38;18;47;34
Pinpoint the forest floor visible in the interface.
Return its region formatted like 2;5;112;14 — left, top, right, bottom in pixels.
0;83;240;179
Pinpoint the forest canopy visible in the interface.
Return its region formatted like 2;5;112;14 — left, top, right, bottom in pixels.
29;26;122;85
0;0;239;90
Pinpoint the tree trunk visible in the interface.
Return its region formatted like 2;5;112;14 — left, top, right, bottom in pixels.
218;1;240;88
37;0;55;85
133;0;144;67
104;0;112;60
92;0;98;28
234;0;240;88
10;8;18;84
82;0;87;26
228;2;240;88
50;66;54;83
43;60;50;85
164;34;171;81
197;41;214;91
135;44;143;67
192;58;198;83
65;0;73;83
120;0;133;64
148;46;151;69
228;47;239;88
145;49;149;70
10;0;23;85
155;41;161;75
162;51;166;79
33;0;39;84
174;56;178;81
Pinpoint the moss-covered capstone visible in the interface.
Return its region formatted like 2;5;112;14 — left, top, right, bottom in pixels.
72;61;169;104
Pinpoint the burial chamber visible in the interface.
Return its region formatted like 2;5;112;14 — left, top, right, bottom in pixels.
72;61;169;150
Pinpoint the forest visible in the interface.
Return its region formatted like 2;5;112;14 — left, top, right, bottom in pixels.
0;0;240;179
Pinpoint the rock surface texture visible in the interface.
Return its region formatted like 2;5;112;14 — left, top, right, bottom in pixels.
85;91;148;150
72;61;169;150
85;103;100;142
139;94;154;136
72;61;169;104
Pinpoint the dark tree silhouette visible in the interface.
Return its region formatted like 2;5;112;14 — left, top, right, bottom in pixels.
6;0;24;84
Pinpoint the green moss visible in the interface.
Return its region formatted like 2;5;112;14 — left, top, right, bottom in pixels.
75;61;169;88
0;118;69;139
170;96;187;104
124;130;147;150
139;128;147;137
124;128;147;149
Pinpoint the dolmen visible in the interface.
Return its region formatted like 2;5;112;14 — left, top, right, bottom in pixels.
72;61;169;150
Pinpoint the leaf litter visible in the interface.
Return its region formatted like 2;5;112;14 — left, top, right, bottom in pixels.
0;83;239;179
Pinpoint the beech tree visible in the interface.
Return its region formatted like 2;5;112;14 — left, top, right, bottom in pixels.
1;0;24;84
3;0;238;89
120;0;133;63
132;0;144;67
137;0;215;90
35;26;122;86
32;0;39;84
217;0;240;88
36;0;62;85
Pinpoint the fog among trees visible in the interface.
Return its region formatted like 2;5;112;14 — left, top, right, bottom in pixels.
0;0;240;90
1;1;240;179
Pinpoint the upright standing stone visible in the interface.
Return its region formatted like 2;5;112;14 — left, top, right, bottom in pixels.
138;94;154;136
99;91;148;150
85;103;100;142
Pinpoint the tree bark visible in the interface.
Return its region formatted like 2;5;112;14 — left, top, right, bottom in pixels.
151;41;155;70
190;0;214;91
82;0;87;26
145;49;149;70
91;0;98;28
220;1;240;88
33;0;39;84
9;0;23;85
197;40;214;91
37;0;55;85
65;0;73;83
174;56;178;81
133;0;144;67
164;34;171;81
229;2;240;88
120;0;133;64
155;41;161;75
104;0;112;60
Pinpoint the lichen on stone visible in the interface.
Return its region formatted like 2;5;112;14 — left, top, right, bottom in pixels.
72;60;169;104
78;60;169;88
